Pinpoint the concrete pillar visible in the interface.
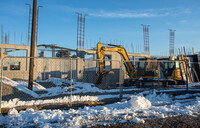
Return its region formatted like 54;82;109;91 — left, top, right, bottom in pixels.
76;58;84;81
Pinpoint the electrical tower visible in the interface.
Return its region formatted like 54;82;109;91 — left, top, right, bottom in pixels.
141;24;150;54
169;29;175;56
75;12;88;49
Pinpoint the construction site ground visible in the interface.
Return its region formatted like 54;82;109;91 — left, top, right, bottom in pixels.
92;115;200;128
1;78;200;127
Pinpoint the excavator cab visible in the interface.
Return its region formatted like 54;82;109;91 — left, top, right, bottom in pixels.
136;58;159;79
161;61;182;81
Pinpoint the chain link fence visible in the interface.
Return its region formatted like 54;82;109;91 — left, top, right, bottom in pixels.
0;56;200;113
0;56;122;113
122;59;200;89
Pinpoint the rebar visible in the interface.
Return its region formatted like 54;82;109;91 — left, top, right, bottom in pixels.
169;29;175;56
26;3;32;45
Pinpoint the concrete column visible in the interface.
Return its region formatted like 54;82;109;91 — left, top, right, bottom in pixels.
76;58;84;81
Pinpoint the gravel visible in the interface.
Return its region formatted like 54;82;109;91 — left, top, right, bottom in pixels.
92;115;200;128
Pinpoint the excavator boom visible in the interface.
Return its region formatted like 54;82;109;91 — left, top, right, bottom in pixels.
96;42;136;84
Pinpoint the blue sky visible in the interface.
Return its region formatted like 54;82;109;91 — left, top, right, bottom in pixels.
0;0;200;56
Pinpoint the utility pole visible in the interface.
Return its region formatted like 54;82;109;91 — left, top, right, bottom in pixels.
28;0;37;90
36;5;43;45
26;3;32;46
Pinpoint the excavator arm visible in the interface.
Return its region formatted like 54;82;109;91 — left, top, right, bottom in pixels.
96;42;136;84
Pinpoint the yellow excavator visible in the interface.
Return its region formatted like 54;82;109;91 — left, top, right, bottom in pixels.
96;42;183;86
96;42;136;84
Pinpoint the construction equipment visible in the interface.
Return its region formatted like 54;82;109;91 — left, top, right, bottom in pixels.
96;42;185;87
96;42;136;84
96;42;160;85
159;60;183;85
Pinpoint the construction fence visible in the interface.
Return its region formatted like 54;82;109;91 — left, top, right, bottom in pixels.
123;59;200;88
0;56;200;113
0;56;122;113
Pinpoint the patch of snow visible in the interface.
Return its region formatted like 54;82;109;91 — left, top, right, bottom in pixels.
2;95;99;108
1;77;39;98
16;80;46;90
128;95;151;109
1;92;200;127
14;85;39;98
36;77;71;86
8;108;18;115
35;78;142;98
175;93;200;99
145;90;173;105
168;82;200;88
1;76;19;85
130;117;145;123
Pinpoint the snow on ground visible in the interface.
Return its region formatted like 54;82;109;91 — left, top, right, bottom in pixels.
1;78;200;127
3;77;200;99
2;95;99;108
168;82;200;88
1;93;133;109
2;77;39;98
145;90;173;106
3;77;142;98
36;78;71;86
37;78;142;97
0;90;200;127
175;93;200;99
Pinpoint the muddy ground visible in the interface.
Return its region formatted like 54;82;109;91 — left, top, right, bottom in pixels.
91;115;200;128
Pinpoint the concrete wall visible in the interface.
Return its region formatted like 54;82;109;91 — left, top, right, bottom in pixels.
2;58;76;80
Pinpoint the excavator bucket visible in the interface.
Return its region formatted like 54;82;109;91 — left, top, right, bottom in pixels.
96;71;114;84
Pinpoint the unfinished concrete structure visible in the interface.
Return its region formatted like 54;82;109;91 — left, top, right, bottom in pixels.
0;44;150;88
0;44;37;59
